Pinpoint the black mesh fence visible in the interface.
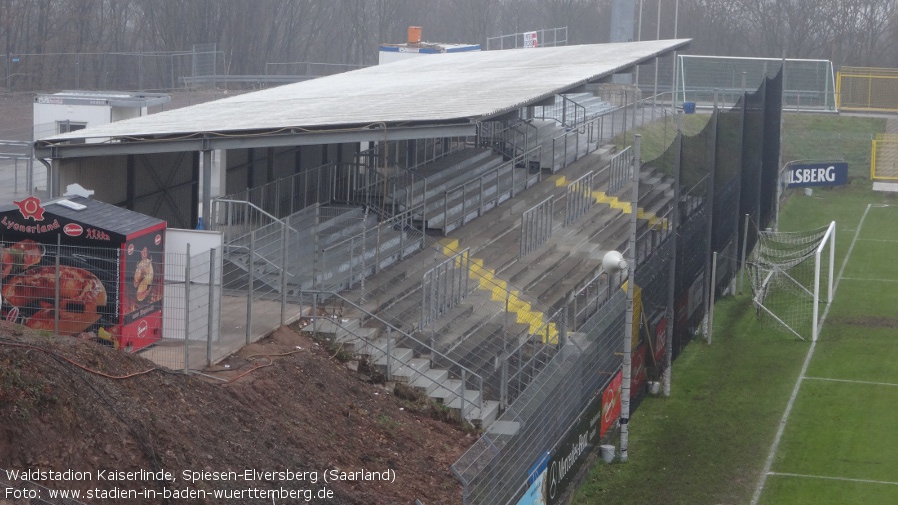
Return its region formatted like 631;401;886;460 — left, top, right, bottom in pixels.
712;96;745;294
453;70;784;505
672;114;713;357
671;69;783;358
740;79;766;263
761;70;784;229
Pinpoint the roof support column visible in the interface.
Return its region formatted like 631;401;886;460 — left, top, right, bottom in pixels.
202;149;212;229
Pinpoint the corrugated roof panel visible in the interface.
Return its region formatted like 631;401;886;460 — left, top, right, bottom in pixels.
42;39;689;142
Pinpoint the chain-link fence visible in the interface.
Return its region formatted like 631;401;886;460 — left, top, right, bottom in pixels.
678;55;834;112
3;47;225;93
486;27;568;50
2;46;368;93
0;237;300;373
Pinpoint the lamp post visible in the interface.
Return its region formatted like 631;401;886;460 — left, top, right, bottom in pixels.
603;248;633;462
603;133;640;463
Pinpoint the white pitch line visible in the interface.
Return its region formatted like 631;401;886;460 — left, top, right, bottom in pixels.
805;376;898;388
750;203;873;505
841;277;898;283
857;238;898;243
768;472;898;487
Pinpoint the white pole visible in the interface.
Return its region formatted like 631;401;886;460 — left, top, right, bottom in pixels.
828;223;835;302
813;247;821;342
620;134;641;463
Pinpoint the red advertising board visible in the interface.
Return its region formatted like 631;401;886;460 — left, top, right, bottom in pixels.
600;371;623;438
0;196;165;351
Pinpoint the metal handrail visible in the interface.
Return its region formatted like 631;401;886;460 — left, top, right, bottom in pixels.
209;198;300;235
303;290;486;415
437;145;542;232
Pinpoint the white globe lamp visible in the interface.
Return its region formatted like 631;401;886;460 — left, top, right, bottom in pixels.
602;250;628;274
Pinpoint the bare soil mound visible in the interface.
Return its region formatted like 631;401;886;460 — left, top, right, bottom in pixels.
0;322;470;504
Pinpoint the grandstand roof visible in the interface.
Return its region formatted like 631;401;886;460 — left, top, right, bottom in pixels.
35;39;690;158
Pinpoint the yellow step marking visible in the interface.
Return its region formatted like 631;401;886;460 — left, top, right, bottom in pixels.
437;236;560;344
590;191;668;230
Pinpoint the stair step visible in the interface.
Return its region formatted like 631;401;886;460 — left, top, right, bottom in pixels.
466;399;501;427
410;368;450;395
447;388;481;413
390;357;431;383
429;378;464;404
334;326;379;353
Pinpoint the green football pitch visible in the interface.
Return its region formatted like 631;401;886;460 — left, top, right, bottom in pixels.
753;202;898;505
572;114;894;505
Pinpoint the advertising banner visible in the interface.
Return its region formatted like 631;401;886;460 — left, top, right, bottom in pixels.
516;452;550;505
523;31;538;48
600;371;623;438
785;162;848;188
541;370;621;505
0;196;165;351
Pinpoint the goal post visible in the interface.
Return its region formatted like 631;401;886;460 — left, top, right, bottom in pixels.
749;221;836;341
812;221;835;341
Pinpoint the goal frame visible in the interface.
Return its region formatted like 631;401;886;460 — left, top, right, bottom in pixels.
812;221;836;341
751;221;835;341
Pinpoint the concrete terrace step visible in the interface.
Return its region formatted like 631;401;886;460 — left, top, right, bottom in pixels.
464;399;501;428
420;163;525;231
390;149;502;206
310;141;635;427
429;378;464;404
447;389;481;414
310;317;500;428
410;368;450;394
391;357;432;383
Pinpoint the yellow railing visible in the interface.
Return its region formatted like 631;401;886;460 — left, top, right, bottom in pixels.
871;134;898;181
837;67;898;112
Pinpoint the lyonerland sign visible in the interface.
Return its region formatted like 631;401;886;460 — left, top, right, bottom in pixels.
785;162;848;188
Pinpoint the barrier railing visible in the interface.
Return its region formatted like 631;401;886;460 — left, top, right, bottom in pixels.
436;145;542;234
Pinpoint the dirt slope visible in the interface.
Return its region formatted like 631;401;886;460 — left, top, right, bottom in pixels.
0;322;470;504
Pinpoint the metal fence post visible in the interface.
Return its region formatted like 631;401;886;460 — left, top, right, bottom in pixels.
207;248;216;367
386;327;393;381
740;213;750;294
184;243;191;373
281;218;288;325
443;191;449;236
246;232;254;344
460;367;468;423
664;123;682;397
54;236;61;337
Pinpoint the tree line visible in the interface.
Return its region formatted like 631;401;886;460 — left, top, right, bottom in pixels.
0;0;895;85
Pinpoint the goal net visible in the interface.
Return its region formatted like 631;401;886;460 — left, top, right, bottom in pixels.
748;221;835;341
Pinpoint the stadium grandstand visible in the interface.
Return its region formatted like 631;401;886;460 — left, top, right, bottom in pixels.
29;38;786;504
